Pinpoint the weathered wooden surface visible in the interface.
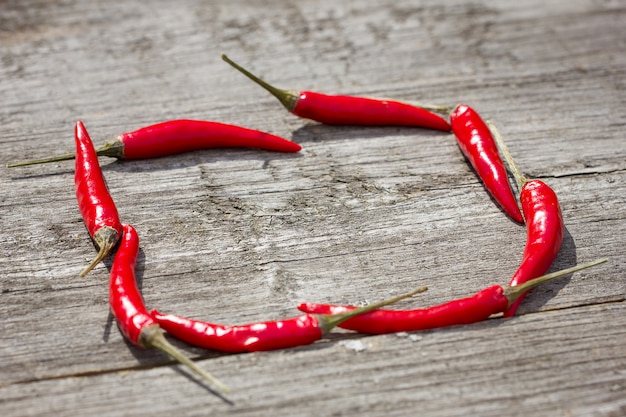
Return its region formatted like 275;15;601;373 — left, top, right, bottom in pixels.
1;0;625;416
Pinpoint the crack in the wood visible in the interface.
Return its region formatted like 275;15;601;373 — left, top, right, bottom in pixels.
522;296;626;316
550;168;626;179
257;240;434;266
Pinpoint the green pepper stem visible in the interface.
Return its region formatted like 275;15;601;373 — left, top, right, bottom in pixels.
487;120;529;191
80;227;119;278
221;53;300;111
7;153;77;167
393;100;454;115
94;138;126;158
141;325;231;395
7;137;125;168
504;258;608;305
316;286;428;334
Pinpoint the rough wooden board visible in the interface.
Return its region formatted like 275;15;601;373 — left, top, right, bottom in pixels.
1;155;623;384
0;0;625;416
1;303;625;417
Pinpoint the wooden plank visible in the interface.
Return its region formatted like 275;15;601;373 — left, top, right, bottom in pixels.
1;147;623;384
1;303;625;417
0;0;625;416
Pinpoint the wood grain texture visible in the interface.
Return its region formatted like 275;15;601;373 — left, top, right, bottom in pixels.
1;304;625;417
1;0;624;416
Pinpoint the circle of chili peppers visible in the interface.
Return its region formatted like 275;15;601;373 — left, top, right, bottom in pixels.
9;54;608;397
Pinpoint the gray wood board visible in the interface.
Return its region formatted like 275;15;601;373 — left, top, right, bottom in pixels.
1;0;625;416
1;303;625;417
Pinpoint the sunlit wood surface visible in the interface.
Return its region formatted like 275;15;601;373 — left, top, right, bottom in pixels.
1;1;624;416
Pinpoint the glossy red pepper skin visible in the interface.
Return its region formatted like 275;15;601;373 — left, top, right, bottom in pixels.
7;119;300;168
297;285;509;335
151;311;323;353
152;287;429;352
503;179;564;317
291;92;451;131
116;119;301;158
109;224;153;345
221;53;451;131
75;121;123;277
450;105;523;223
110;224;231;394
298;259;605;334
486;122;566;317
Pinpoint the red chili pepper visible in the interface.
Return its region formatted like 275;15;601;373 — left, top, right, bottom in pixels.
450;104;523;223
487;122;565;317
221;54;451;131
150;287;428;353
110;223;230;395
7;119;301;167
74;121;123;277
297;259;606;334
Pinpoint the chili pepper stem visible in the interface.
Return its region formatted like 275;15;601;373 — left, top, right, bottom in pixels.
415;103;454;115
503;258;608;306
390;100;454;115
221;53;300;111
7;153;76;168
7;138;125;167
139;324;231;395
80;226;119;277
316;286;428;334
95;138;126;158
487;120;529;190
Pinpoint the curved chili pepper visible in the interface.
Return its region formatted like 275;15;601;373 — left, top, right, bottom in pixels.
450;104;523;223
150;287;428;353
221;54;451;131
110;224;230;395
487;121;565;317
74;121;123;277
7;119;301;167
297;259;606;334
